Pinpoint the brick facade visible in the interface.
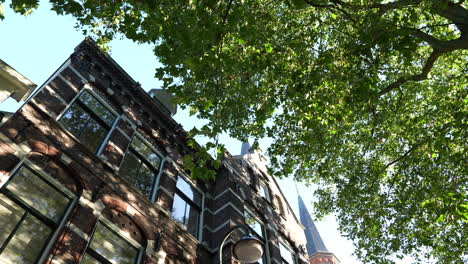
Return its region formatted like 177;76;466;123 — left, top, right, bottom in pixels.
0;38;309;264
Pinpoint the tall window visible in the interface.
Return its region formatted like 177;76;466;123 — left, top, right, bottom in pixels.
81;221;141;264
60;90;117;153
171;176;203;238
244;210;268;264
279;241;296;264
0;165;73;263
119;136;162;197
259;181;270;202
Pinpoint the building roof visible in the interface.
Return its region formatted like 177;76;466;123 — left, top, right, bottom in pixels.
0;59;36;101
298;193;329;255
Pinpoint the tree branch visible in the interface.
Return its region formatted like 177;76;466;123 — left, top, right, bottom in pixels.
378;50;441;96
385;143;421;169
222;0;234;24
304;0;422;12
431;0;468;32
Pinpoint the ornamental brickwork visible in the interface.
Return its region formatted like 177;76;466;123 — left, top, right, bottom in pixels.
0;38;312;264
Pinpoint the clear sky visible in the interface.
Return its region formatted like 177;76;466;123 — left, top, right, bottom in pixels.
0;1;366;262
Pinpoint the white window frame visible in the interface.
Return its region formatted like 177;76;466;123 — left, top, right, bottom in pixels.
81;216;145;264
0;158;77;264
172;173;205;241
56;85;119;155
279;240;297;264
258;180;270;202
244;207;270;264
118;132;166;201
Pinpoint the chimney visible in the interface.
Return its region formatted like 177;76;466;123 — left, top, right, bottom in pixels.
148;89;177;116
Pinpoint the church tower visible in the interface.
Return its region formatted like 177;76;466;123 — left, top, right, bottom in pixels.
298;193;340;264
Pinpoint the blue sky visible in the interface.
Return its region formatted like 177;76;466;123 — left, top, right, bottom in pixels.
0;1;365;262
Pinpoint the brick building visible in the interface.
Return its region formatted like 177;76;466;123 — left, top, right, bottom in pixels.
0;38;311;264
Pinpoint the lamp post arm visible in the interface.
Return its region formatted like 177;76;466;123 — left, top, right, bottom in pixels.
219;224;250;264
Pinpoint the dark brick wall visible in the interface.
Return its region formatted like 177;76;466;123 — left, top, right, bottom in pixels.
0;38;309;264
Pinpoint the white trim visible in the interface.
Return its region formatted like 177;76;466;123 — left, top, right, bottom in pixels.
203;219;234;233
24;160;75;197
69;222;90;241
44;85;68;105
116;127;132;140
145;240;155;256
58;74;79;93
2;160;79;264
271;257;282;264
78;196;106;216
96;114;121;156
25;59;71;105
213;187;243;202
155;248;167;264
68;65;89;84
204;201;243;217
151;157;166;203
158;186;174;198
56;84;119;121
30;98;58;119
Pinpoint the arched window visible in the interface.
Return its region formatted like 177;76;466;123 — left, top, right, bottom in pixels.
275;195;285;217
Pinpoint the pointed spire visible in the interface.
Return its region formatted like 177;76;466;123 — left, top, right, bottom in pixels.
297;192;329;255
241;141;251;155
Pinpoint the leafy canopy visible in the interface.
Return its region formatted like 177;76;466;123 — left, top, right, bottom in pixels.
2;0;467;263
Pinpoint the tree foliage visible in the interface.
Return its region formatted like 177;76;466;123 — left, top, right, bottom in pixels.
1;0;467;263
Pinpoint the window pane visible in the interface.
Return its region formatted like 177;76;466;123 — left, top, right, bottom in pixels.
260;184;270;201
6;166;69;223
186;205;199;238
0;195;24;248
135;163;154;197
176;177;202;206
171;194;199;238
120;152;141;184
60;90;116;153
79;91;116;126
171;194;188;226
0;213;52;264
78;118;108;153
131;137;161;169
120;153;156;197
89;223;139;264
60;103;90;136
244;212;263;239
280;243;295;264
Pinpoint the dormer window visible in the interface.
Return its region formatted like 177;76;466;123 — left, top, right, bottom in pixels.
60;89;117;153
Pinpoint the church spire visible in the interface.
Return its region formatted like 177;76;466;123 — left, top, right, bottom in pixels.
240;141;251;155
297;193;329;255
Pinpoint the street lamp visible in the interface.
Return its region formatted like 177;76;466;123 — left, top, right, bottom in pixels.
219;224;264;263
